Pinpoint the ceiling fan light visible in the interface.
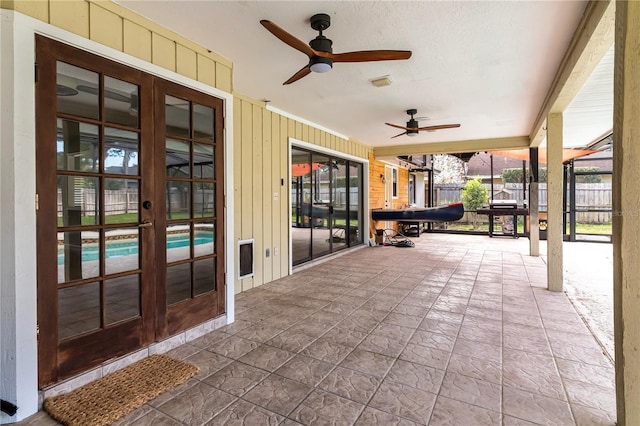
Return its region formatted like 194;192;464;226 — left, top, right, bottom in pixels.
310;56;333;73
407;131;418;137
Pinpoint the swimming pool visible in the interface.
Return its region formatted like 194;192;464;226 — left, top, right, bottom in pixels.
57;233;213;265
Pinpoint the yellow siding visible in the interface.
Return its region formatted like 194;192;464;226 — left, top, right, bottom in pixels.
262;109;273;284
279;115;290;276
240;101;254;291
8;0;49;22
7;0;374;293
123;20;152;62
50;0;89;38
89;3;122;51
197;54;216;87
152;33;175;72
271;113;282;279
230;96;369;291
176;45;197;80
251;104;263;288
233;99;243;294
216;64;232;93
6;0;232;92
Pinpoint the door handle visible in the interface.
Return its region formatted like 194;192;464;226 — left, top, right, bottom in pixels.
139;220;153;228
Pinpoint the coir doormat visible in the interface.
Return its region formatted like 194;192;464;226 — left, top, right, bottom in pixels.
44;354;199;426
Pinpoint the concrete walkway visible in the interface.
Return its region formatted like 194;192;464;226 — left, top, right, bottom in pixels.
17;233;615;425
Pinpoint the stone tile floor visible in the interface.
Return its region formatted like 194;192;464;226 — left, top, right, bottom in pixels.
17;234;616;425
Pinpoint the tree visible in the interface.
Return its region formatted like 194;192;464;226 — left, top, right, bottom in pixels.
433;154;465;184
462;178;488;229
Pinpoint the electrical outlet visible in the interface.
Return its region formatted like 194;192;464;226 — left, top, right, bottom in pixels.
274;247;279;256
273;192;279;201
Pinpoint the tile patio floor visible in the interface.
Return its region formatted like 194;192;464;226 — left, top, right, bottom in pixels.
18;234;616;425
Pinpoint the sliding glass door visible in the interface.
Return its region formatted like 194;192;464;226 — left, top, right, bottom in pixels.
290;147;363;266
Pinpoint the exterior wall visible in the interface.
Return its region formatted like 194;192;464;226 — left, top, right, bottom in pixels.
3;0;233;92
0;1;373;421
233;96;370;294
367;153;409;210
368;152;410;234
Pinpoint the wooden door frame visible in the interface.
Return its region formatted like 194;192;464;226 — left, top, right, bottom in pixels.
35;35;229;386
153;78;226;339
36;36;157;384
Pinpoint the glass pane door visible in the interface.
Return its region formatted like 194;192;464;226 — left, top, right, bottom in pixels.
36;35;154;385
331;159;348;251
291;148;312;265
36;36;226;386
155;81;225;338
311;154;331;258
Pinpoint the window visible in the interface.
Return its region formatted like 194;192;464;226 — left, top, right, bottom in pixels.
409;174;416;205
392;168;398;198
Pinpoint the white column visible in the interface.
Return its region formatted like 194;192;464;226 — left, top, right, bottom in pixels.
0;10;39;423
613;1;640;423
546;113;563;292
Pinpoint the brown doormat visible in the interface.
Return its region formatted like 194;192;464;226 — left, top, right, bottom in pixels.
44;354;199;426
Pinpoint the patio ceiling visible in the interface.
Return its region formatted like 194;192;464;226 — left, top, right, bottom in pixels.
115;1;614;154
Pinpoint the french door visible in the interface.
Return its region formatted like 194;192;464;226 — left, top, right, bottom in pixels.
35;36;225;386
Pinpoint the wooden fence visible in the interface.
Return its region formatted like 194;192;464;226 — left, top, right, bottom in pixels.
434;183;612;223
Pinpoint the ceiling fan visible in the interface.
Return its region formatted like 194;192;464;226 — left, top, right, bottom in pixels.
386;109;461;138
260;13;412;85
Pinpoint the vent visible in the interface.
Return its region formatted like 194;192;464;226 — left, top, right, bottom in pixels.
238;239;254;279
370;75;392;87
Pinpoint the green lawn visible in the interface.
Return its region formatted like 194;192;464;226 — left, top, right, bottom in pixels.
445;221;611;235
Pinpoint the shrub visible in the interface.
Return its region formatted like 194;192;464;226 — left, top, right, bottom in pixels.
462;178;488;229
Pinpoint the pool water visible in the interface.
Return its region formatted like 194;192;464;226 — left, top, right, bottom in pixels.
57;234;213;265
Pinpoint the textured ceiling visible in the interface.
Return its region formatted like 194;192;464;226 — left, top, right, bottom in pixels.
115;1;611;150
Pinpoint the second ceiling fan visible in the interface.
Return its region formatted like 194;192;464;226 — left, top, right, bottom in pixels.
386;109;461;138
260;13;412;85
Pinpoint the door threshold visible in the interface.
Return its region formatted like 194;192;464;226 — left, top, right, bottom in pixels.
38;314;228;407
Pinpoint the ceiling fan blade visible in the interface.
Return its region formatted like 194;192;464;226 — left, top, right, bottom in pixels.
417;124;461;132
332;50;412;63
260;20;316;58
385;122;411;131
391;131;407;139
283;65;312;85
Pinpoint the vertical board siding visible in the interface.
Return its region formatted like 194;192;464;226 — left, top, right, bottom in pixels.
280;116;290;276
176;44;197;80
240;101;254;291
262;109;273;284
197;54;216;87
152;33;176;72
123;20;152;62
11;0;50;22
233;100;243;294
271;113;282;279
10;0;232;93
8;0;372;293
89;3;123;51
251;104;264;289
231;96;367;291
49;0;89;38
215;64;232;93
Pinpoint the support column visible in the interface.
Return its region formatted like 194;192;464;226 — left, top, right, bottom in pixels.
613;1;640;424
529;148;539;257
546;113;563;292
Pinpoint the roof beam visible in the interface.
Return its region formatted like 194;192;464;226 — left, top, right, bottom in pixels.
529;0;615;147
373;136;530;157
